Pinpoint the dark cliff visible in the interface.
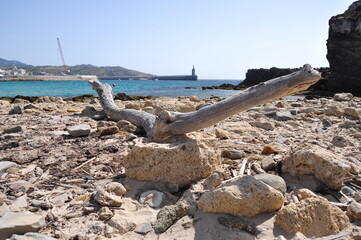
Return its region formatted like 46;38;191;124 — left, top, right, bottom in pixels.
326;0;361;95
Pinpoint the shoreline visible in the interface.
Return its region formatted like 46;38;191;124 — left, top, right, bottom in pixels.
0;75;94;81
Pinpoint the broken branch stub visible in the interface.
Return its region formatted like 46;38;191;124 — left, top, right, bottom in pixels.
89;64;321;141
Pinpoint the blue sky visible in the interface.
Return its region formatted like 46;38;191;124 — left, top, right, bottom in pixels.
0;0;354;79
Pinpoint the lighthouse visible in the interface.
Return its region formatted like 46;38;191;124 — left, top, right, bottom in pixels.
192;65;196;76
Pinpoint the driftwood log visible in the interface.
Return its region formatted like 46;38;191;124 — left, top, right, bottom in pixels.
89;64;321;141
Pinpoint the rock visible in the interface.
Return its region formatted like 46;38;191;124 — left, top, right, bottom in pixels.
13;195;28;209
202;172;223;190
124;138;221;188
30;200;52;210
327;0;361;95
339;120;357;129
98;126;119;136
214;128;231;139
9;180;33;193
0;212;46;240
50;193;70;206
139;190;165;208
198;175;284;217
90;98;99;104
154;201;190;233
282;144;350;190
11;232;56;240
274;111;294;121
333;93;353;101
66;124;91;137
347;202;361;220
262;145;275;154
344;107;361;119
107;214;136;234
189;96;202;102
332;135;349;147
98;207;113;220
116;120;137;133
352;228;361;240
253;173;286;194
218;215;262;236
3;126;25;134
249;121;275;131
260;156;276;171
93;182;126;207
324;104;343;117
9;105;24;115
275;198;351;237
0;161;17;174
134;222;153;235
154;101;197;115
23;104;38;110
221;150;244;159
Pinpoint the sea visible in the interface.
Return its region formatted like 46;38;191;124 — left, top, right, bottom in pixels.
0;79;242;99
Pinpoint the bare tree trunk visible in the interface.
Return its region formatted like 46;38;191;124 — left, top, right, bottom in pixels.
89;64;321;141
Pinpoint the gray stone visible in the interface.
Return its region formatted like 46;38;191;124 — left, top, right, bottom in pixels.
0;161;17;174
274;111;294;121
9;105;24;115
260;156;276;171
11;232;56;240
98;207;113;220
3;126;25;134
291;103;303;107
333;93;353;101
134;222;153;235
23;104;39;110
332;135;349;147
0;212;46;240
139;190;165;208
93;182;126;207
50;193;70;206
249;121;275;131
221;150;243;159
253;173;287;194
339;120;357;129
154;201;190;233
66;124;91;137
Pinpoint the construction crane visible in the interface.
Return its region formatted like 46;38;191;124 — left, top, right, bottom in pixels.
57;37;70;75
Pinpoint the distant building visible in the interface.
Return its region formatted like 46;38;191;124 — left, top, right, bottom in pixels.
151;66;198;81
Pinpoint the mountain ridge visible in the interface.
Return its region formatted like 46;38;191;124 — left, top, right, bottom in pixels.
0;58;153;77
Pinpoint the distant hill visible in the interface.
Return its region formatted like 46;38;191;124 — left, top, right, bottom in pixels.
0;58;153;77
0;58;30;67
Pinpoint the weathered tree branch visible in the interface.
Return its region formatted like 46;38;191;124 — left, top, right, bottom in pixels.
89;64;321;141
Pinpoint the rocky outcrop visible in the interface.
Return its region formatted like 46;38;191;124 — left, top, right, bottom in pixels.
124;137;221;189
282;144;351;190
198;176;284;217
327;0;361;96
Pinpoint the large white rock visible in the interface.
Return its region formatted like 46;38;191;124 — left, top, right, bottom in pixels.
282;144;350;190
0;212;46;240
198;176;284;217
124;137;221;188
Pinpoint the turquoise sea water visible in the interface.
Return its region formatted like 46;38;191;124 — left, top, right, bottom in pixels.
0;79;242;98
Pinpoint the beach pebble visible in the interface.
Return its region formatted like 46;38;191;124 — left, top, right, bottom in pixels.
254;173;286;194
249;121;275;131
139;190;165;208
344;107;360;119
334;93;353;101
261;156;276;171
262;145;275;155
9;105;24;115
98;126;119;136
222;150;244;159
0;161;17;174
66;124;91;137
347;202;361;220
98;207;113;220
134;222;153;235
3;126;25;134
117;120;138;133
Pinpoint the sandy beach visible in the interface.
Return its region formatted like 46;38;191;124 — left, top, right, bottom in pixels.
0;93;360;240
